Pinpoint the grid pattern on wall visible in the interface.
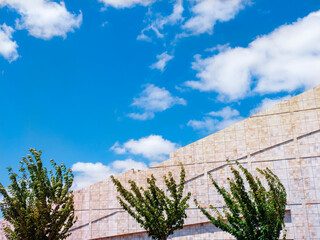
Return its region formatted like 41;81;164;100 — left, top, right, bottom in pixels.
1;86;320;240
67;86;320;240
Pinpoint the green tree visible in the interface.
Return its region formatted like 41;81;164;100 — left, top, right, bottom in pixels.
195;161;287;240
0;148;77;240
111;163;191;240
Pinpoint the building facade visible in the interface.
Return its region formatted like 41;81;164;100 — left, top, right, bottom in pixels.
1;86;320;240
69;86;320;240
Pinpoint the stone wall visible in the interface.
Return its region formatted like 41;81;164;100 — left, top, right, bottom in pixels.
69;86;320;239
1;86;319;239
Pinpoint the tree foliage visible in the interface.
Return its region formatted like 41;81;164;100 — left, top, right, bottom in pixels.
111;163;191;240
0;148;77;240
195;161;287;240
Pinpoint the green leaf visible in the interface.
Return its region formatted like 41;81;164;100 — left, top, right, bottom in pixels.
195;160;287;240
0;148;77;240
111;163;191;240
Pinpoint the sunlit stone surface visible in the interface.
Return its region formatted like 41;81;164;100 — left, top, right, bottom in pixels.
2;86;320;240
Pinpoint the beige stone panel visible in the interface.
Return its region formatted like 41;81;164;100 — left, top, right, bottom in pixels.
51;85;320;239
253;108;268;117
213;131;225;144
288;96;299;112
224;128;236;142
295;112;309;136
279;100;290;113
316;95;320;108
265;101;281;115
313;85;320;98
303;88;316;100
303;97;317;109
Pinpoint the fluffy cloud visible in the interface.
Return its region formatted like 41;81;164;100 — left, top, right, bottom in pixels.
111;135;179;161
129;84;186;120
111;159;147;172
188;106;243;133
99;0;153;8
186;10;320;101
150;51;174;71
250;95;292;116
208;106;240;119
182;0;248;35
72;159;147;189
138;0;248;41
0;24;18;62
0;0;82;39
72;162;114;189
110;141;127;154
187;117;217;133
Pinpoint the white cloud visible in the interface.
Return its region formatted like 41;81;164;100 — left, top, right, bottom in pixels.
138;0;248;40
0;0;82;39
188;117;218;133
150;51;174;71
205;43;230;53
182;0;248;35
111;135;179;161
72;162;114;189
101;20;108;27
138;0;183;41
208;106;240;119
162;0;184;26
0;24;18;62
186;10;320;101
129;84;186;120
99;0;153;8
137;25;163;41
188;106;243;133
110;141;126;154
72;159;147;189
127;112;155;121
250;95;292;115
111;158;147;172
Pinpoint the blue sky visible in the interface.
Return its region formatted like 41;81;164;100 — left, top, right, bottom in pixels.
0;0;319;189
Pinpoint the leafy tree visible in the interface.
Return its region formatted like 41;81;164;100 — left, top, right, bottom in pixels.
0;148;77;240
111;163;191;240
195;161;287;240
